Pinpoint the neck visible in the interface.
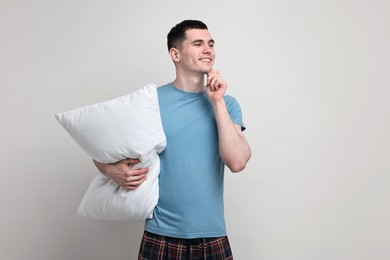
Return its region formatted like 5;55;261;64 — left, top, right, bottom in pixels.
172;72;206;93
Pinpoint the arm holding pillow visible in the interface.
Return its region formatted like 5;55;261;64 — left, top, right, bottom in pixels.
55;84;166;220
93;158;148;190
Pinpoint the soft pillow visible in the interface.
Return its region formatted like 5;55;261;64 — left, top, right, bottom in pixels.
55;83;166;221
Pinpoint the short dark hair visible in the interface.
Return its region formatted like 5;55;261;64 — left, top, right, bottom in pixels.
167;20;208;51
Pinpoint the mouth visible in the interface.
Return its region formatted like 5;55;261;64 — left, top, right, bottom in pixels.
199;57;212;62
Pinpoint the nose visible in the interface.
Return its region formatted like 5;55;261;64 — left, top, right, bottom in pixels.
203;46;212;54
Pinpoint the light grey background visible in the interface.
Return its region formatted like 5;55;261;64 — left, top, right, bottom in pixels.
1;0;389;259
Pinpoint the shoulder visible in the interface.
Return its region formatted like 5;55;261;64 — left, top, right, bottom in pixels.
224;95;246;130
157;83;172;93
157;84;175;101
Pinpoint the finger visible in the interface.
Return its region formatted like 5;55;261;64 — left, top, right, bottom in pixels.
206;73;211;86
209;71;221;86
124;169;148;180
207;74;215;89
124;176;147;190
125;173;146;183
209;77;221;91
206;70;218;85
130;167;149;176
124;158;140;165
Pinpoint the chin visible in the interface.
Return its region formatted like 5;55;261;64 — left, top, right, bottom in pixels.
201;66;213;73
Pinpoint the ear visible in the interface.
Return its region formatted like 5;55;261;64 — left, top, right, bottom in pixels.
169;48;180;62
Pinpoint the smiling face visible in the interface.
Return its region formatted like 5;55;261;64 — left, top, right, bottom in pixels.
171;29;215;75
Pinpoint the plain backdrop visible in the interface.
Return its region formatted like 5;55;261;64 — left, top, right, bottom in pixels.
1;0;389;259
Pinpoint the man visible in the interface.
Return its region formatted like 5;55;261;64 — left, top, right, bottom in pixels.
94;20;251;259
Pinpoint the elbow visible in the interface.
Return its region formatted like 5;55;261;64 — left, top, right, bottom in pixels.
226;157;250;173
228;164;246;173
223;148;251;173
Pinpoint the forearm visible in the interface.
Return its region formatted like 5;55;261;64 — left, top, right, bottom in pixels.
92;158;148;189
212;100;251;172
93;159;108;174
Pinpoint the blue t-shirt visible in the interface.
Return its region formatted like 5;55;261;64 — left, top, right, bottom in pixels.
144;83;245;239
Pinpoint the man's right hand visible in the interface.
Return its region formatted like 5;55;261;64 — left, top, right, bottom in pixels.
93;158;148;190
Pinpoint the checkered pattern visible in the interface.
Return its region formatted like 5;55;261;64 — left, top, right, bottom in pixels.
138;231;233;260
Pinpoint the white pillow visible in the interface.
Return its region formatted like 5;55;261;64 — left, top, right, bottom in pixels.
55;83;166;221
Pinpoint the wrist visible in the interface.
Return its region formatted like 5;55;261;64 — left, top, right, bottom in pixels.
211;98;226;110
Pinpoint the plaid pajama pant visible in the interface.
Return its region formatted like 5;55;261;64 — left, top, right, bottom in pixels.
138;231;233;260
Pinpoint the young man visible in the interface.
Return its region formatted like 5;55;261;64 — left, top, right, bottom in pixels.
94;20;251;259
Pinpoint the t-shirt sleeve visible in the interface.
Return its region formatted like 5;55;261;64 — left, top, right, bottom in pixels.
224;95;246;131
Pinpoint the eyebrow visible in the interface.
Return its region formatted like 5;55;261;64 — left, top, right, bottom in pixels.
191;39;215;45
